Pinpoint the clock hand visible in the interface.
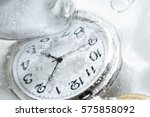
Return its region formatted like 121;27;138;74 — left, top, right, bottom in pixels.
35;45;88;94
41;52;57;59
60;44;89;58
41;52;63;63
41;44;88;63
41;52;62;83
34;57;61;93
40;52;62;92
46;62;59;85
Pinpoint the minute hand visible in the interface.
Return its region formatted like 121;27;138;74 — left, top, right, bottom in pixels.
46;62;59;85
60;44;89;58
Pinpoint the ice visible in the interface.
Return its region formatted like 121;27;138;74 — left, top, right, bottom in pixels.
0;0;74;40
110;0;135;12
75;0;150;98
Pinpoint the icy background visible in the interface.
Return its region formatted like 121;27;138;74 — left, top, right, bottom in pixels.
74;0;150;97
0;0;74;40
0;0;150;99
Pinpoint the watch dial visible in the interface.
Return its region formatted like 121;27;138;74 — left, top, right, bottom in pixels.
12;21;106;99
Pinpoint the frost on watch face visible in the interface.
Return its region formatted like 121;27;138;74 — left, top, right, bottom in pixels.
12;21;106;99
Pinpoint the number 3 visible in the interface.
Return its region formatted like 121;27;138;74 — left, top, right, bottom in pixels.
23;73;33;84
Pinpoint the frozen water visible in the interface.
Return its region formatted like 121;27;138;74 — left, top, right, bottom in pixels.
75;0;150;98
0;0;74;40
0;0;150;99
110;0;135;12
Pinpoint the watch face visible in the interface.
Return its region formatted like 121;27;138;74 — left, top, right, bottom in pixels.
12;19;107;99
9;11;121;100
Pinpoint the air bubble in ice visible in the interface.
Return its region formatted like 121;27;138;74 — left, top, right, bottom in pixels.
110;0;135;13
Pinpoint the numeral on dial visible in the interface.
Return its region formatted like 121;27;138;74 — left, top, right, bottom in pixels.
23;73;33;84
89;49;101;61
74;27;85;39
69;77;84;90
86;66;96;77
56;87;61;94
26;45;36;54
35;83;46;93
88;37;98;46
40;38;50;43
20;60;30;70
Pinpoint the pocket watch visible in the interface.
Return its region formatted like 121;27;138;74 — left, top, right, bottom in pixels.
5;11;121;100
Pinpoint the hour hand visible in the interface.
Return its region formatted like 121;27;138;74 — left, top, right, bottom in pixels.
41;52;57;59
41;52;63;63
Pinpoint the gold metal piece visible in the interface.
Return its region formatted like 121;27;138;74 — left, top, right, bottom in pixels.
117;94;150;100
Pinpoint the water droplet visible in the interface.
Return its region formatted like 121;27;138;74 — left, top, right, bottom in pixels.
110;0;135;12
